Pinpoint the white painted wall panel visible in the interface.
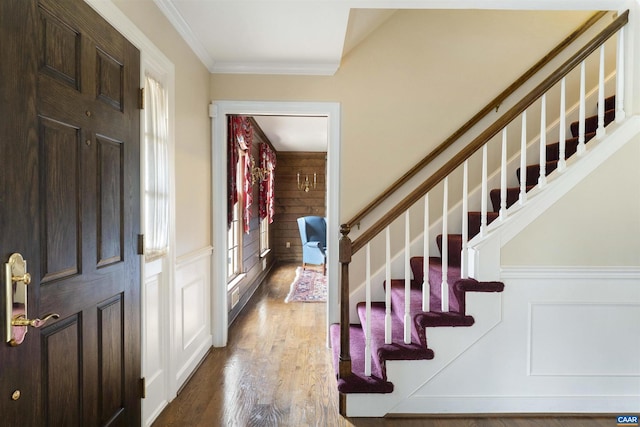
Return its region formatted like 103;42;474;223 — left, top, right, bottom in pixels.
144;275;163;376
181;277;206;349
142;269;169;426
529;303;640;376
175;248;213;389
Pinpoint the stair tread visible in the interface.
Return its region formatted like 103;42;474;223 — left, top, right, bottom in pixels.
329;323;394;394
546;132;596;161
468;211;499;240
357;302;434;364
570;108;615;137
490;185;536;212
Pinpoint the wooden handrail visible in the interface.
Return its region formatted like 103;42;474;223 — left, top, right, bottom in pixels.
350;10;628;255
344;10;607;230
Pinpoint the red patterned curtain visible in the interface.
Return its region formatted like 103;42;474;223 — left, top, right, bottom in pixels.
259;143;276;223
227;116;253;233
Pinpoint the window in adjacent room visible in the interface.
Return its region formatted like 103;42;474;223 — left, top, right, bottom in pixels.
227;149;244;281
259;216;269;255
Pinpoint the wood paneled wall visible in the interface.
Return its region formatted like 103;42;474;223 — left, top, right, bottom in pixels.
273;152;327;263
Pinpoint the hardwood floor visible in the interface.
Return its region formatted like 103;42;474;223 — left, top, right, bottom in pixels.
151;263;614;427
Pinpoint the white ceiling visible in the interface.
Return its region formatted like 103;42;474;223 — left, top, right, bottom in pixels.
253;116;328;152
152;0;622;151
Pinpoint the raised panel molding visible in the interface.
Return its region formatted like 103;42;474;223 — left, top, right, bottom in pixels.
97;295;125;425
39;117;81;283
528;302;640;376
41;315;82;425
96;134;124;267
174;248;212;389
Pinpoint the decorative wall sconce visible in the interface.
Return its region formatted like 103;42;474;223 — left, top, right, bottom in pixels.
297;172;317;192
249;155;268;185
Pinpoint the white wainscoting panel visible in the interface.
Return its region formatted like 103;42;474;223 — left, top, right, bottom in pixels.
529;303;640;376
142;259;169;426
174;247;213;390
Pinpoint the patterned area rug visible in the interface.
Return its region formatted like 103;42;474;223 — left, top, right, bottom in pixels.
285;267;327;303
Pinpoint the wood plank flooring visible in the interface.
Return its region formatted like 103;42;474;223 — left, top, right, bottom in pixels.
151;263;614;427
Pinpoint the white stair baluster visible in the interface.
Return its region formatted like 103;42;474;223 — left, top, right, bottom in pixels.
539;94;547;188
365;243;372;376
616;27;625;123
480;145;488;237
558;77;567;171
441;177;449;313
578;60;586;156
500;128;507;219
519;111;527;205
385;226;392;344
404;210;411;344
422;194;430;312
597;44;606;139
461;162;468;279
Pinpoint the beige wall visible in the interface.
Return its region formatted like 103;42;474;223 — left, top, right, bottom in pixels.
114;0;212;257
210;9;592;222
502;136;640;266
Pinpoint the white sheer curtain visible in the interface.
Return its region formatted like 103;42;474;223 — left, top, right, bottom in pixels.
144;74;170;261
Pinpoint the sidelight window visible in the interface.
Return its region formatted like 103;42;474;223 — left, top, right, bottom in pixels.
143;74;170;261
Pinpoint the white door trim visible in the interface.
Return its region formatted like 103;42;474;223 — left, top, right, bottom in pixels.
211;100;341;347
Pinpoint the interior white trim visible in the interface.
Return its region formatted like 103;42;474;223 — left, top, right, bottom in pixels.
501;265;640;279
211;100;341;347
175;245;213;265
152;0;215;71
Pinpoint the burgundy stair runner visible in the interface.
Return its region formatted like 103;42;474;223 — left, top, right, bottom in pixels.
330;96;615;394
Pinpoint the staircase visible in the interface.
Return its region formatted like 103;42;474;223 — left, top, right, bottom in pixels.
330;94;619;400
327;8;640;416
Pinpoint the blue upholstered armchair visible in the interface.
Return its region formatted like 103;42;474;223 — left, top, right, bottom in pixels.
297;216;327;274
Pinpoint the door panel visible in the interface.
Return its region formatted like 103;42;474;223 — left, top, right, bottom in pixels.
97;135;124;267
41;316;82;426
39;116;81;283
0;0;141;425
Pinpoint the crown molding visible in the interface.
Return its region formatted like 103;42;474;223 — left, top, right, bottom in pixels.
153;0;216;72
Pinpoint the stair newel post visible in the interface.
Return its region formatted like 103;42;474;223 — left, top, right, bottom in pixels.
461;163;468;279
616;26;625;123
499;128;508;219
441;177;449;313
385;226;392;344
558;77;567;171
364;243;372;377
597;44;606;139
578;60;587;156
519;110;528;205
338;224;352;379
404;210;411;344
480;145;488;237
423;194;430;310
538;94;547;188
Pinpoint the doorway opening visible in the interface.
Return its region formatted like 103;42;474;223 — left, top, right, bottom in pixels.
211;101;341;347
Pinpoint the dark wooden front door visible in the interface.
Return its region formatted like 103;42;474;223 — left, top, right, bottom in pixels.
0;0;141;425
